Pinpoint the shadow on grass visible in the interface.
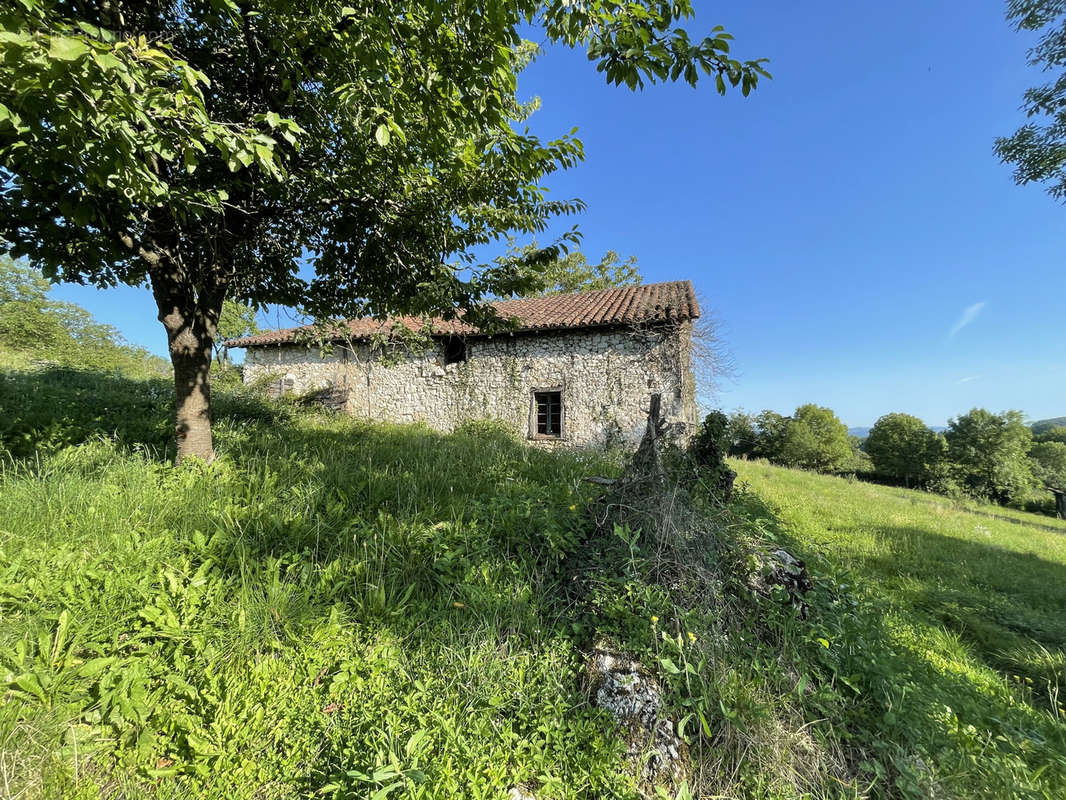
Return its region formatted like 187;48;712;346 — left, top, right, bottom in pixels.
858;526;1066;698
0;365;291;462
1;365;636;793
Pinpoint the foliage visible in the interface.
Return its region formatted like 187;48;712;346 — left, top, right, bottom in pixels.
1034;424;1066;444
724;407;852;473
996;0;1066;199
4;364;1066;797
724;410;759;458
0;0;769;460
526;249;642;296
214;300;259;364
685;410;735;500
1030;441;1066;490
864;412;945;487
0;258;167;376
946;408;1036;504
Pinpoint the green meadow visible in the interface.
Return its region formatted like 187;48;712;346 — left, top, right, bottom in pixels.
2;362;1065;799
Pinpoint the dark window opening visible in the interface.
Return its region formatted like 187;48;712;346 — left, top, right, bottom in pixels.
534;391;562;437
443;336;467;365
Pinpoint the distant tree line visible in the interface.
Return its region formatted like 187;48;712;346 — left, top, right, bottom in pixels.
718;404;1066;516
0;257;167;376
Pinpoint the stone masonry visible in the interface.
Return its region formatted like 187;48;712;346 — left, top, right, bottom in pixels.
240;323;698;447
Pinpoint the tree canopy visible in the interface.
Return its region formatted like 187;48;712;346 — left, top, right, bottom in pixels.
0;258;165;373
865;412;944;487
529;250;642;296
0;1;769;461
946;409;1035;503
778;404;853;472
996;0;1066;199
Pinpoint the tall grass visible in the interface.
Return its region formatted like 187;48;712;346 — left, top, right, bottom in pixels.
2;364;1065;798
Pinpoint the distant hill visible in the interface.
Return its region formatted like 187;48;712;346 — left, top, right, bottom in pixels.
1031;417;1066;435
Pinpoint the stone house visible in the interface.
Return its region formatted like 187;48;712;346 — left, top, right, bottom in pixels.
229;281;700;446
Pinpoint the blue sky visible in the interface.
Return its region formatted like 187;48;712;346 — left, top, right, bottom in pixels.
50;1;1066;427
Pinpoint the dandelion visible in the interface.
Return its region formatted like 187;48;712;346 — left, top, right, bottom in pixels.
651;615;659;625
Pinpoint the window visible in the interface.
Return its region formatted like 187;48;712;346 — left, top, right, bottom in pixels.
533;390;563;438
443;336;467;365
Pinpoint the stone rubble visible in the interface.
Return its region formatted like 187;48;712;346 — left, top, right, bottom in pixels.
588;648;689;794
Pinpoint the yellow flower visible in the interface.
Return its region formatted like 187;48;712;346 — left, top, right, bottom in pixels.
687;632;697;643
651;615;659;625
569;504;576;511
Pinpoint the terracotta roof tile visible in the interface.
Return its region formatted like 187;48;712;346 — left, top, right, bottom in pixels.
227;280;699;348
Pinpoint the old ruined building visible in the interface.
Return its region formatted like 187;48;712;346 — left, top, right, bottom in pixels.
228;281;700;447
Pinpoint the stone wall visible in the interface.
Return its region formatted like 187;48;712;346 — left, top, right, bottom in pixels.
240;323;698;447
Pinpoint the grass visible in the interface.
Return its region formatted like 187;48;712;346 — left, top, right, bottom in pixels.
734;460;1066;798
2;360;1065;798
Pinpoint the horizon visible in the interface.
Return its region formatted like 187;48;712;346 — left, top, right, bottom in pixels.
43;2;1066;430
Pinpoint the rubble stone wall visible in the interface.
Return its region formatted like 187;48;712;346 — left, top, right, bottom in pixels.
241;323;697;447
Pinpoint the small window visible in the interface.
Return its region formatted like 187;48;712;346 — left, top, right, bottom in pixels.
443;336;467;365
534;390;562;437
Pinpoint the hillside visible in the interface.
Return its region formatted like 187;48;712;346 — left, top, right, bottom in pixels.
1031;417;1066;435
734;460;1066;797
2;362;1065;798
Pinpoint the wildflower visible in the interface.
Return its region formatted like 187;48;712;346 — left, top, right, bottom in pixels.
687;631;697;643
569;504;576;511
651;616;659;626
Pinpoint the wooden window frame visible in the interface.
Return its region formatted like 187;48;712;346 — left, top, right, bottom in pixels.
529;386;565;440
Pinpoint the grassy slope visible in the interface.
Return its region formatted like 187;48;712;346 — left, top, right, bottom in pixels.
2;370;633;799
735;460;1066;796
3;360;1066;799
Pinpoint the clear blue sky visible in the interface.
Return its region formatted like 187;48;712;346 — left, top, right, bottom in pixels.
50;1;1066;428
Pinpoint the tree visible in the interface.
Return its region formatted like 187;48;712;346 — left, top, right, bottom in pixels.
216;300;260;366
724;411;759;458
777;404;852;472
865;412;944;488
996;1;1066;199
945;409;1035;503
1030;441;1066;517
529;250;641;296
1034;424;1066;444
0;2;769;462
0;258;165;372
749;409;788;461
687;410;736;502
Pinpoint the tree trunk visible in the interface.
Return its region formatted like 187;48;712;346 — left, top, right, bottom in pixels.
169;332;215;463
151;270;223;464
1054;490;1066;520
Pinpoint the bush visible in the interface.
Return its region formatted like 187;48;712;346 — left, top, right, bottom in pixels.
686;410;736;501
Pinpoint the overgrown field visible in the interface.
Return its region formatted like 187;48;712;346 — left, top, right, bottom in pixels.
2;363;1065;799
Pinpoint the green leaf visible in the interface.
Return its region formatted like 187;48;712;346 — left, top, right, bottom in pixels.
659;657;681;674
78;657;116;678
50;37;90;61
374;124;390;147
